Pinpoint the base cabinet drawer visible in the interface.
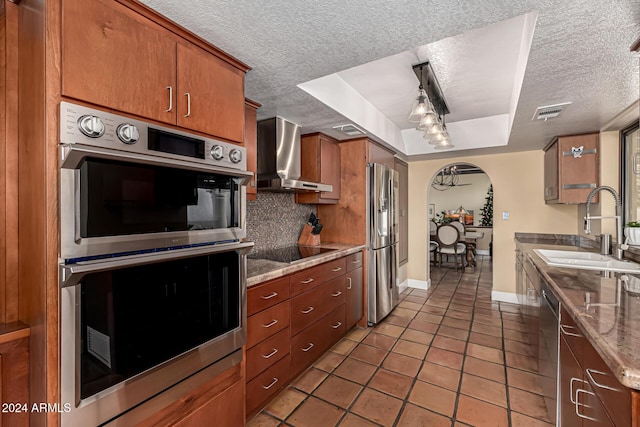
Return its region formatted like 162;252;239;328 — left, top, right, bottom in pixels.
290;276;345;336
247;301;290;348
246;328;290;381
248;276;290;316
246;355;290;416
290;257;346;296
290;304;345;377
346;251;363;272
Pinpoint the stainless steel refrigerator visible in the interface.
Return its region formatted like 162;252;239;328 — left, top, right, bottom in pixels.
367;163;400;324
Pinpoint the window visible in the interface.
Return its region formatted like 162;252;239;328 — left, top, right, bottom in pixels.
622;122;640;223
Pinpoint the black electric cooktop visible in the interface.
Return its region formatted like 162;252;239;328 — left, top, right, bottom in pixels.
249;245;336;263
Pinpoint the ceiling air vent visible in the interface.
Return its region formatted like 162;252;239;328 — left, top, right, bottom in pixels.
332;123;366;136
532;102;572;121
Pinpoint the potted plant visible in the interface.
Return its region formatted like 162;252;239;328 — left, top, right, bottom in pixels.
624;221;640;245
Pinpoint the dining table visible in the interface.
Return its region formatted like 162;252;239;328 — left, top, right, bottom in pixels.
430;230;485;269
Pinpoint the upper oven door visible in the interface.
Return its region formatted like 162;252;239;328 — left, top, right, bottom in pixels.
59;102;252;262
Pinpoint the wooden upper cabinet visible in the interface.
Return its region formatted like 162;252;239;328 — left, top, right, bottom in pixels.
61;0;177;125
296;133;341;204
544;132;599;204
368;141;395;169
176;44;245;143
244;99;260;201
61;0;246;143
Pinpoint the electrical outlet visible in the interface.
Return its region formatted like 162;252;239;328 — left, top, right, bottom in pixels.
502;211;510;220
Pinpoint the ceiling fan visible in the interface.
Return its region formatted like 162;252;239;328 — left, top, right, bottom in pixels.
431;165;473;191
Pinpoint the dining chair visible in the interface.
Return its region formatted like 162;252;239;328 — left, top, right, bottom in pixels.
450;220;465;235
429;221;438;265
436;224;466;271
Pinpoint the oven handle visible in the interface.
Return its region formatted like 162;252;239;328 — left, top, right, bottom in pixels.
60;143;253;183
60;241;254;288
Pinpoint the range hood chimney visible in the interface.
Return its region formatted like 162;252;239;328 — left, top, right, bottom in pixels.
256;117;333;193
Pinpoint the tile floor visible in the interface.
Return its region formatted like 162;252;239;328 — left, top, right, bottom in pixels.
248;256;554;427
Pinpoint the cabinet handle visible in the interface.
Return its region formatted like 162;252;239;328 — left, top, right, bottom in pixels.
331;322;342;329
262;377;278;390
347;277;352;290
586;369;620;392
165;86;173;112
560;324;582;337
301;343;314;352
570;377;588;404
575;388;598;421
331;267;342;272
262;319;278;328
262;348;279;359
260;292;279;300
301;306;314;314
184;92;191;117
301;278;314;284
331;291;342;297
352;259;361;264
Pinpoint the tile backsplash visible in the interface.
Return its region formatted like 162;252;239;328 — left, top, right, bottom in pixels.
246;192;316;252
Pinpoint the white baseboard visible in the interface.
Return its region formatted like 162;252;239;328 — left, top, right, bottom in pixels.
477;249;490;255
407;278;430;290
491;291;518;304
398;280;409;294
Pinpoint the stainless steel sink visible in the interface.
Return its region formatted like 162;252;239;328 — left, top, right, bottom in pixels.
533;249;640;273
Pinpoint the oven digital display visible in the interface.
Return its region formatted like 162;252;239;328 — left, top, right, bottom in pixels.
148;128;205;159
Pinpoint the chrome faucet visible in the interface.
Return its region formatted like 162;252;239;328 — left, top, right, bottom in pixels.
584;186;628;260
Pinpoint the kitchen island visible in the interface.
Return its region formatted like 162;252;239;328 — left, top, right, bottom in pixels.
516;234;640;426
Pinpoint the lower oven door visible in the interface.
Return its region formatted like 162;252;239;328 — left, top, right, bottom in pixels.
60;241;252;426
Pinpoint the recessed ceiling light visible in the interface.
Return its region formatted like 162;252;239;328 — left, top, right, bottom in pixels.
532;102;572;121
332;123;366;136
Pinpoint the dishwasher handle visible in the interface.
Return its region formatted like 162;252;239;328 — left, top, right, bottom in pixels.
542;288;559;319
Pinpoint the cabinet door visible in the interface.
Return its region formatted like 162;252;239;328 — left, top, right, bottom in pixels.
558;133;599;203
62;0;177;124
177;44;244;143
395;159;408;265
319;135;341;200
244;101;259;200
560;337;584;427
346;267;363;330
544;140;559;202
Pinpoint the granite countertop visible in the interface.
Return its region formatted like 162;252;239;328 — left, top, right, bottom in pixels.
247;243;366;287
516;235;640;390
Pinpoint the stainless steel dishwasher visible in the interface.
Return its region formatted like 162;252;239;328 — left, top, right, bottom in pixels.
539;280;560;426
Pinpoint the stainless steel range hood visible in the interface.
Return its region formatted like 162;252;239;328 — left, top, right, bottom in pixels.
256;117;333;192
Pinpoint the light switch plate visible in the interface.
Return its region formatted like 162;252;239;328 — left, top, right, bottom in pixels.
502;211;510;220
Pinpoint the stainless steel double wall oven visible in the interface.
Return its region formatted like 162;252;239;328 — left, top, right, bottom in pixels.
59;102;253;426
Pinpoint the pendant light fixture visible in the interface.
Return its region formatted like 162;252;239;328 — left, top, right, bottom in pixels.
410;61;453;149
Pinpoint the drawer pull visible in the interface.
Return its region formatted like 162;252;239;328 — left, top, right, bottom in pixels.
332;267;342;272
301;278;314;284
575;388;598;421
260;292;279;300
262;348;279;359
352;259;361;264
331;322;342;329
331;291;342;297
586;369;620;392
570;377;588;404
301;306;314;314
347;277;352;290
560;324;582;337
262;377;278;390
301;343;314;352
262;319;278;328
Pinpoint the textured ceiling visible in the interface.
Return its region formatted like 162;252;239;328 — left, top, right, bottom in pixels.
139;0;640;159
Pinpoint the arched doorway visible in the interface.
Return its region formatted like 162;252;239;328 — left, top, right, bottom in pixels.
427;163;493;277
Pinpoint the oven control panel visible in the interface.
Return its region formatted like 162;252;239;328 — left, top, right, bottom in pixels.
60;102;247;172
